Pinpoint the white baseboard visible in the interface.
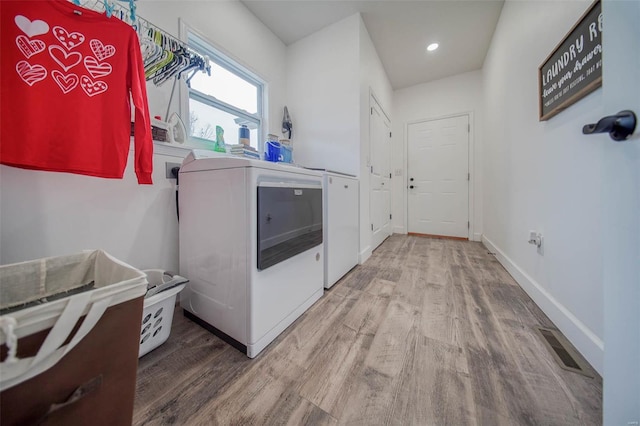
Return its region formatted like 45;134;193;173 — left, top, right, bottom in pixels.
482;235;603;375
359;245;372;265
399;228;476;239
393;226;406;234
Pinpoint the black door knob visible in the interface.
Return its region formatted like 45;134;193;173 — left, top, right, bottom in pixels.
409;185;414;189
410;178;414;181
583;110;636;141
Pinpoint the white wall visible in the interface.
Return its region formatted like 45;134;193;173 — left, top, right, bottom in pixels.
0;147;184;271
0;2;287;272
285;14;360;176
482;0;604;373
358;16;393;261
285;14;392;263
392;70;484;240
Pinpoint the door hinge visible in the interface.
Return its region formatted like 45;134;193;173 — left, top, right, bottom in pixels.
389;132;392;138
390;214;392;220
389;173;392;178
468;172;470;181
468;221;470;229
371;223;374;231
371;107;373;115
468;124;470;132
370;166;373;173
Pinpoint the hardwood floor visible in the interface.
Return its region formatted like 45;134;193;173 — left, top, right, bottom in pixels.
133;235;602;425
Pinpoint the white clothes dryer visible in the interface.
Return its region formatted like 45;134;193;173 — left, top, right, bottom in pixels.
178;151;324;358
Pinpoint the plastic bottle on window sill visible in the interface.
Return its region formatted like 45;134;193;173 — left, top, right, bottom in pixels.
239;125;250;146
280;139;292;163
213;125;226;153
264;134;281;162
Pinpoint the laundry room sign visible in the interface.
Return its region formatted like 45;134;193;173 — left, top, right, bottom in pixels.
539;0;602;121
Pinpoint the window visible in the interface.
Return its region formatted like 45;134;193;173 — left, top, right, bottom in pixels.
185;31;263;150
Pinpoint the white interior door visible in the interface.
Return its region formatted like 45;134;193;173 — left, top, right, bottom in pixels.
370;96;391;250
407;115;469;238
601;0;640;423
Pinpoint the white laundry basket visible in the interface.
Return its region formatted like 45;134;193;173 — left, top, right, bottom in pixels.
139;270;187;357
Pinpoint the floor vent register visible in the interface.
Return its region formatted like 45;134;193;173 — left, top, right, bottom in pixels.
535;327;594;378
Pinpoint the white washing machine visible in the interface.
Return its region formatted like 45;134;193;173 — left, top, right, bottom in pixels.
178;151;324;358
312;170;360;288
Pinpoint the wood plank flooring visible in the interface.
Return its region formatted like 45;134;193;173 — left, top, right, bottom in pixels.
133;235;602;425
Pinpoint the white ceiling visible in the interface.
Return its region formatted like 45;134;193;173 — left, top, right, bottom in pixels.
240;0;505;90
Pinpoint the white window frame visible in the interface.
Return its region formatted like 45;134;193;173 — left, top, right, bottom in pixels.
178;21;265;150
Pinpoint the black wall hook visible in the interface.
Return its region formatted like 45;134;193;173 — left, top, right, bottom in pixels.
582;110;637;141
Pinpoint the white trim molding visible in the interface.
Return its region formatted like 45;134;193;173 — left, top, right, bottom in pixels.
359;245;372;265
482;235;603;375
393;226;406;235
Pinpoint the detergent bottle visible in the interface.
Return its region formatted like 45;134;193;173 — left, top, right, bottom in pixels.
213;125;226;153
264;134;281;162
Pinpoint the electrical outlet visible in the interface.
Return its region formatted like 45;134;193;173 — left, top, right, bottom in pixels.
165;162;181;179
536;233;544;255
528;230;544;255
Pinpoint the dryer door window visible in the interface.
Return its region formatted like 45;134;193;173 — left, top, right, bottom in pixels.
257;185;322;270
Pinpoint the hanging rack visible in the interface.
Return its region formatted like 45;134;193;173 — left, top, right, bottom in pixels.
70;0;211;86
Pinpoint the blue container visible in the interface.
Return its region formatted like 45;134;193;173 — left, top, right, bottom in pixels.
280;144;292;163
264;140;281;162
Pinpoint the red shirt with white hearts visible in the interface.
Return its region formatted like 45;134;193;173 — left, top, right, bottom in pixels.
0;0;153;184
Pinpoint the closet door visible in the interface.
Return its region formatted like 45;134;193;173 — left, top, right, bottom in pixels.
370;96;392;251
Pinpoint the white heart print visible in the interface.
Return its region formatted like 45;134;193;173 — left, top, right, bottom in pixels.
16;61;47;86
49;45;82;72
16;35;46;58
14;15;49;37
53;26;85;51
84;56;112;79
90;39;116;61
52;70;79;94
80;75;108;97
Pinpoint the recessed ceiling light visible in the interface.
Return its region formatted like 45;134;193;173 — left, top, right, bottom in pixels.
426;43;439;52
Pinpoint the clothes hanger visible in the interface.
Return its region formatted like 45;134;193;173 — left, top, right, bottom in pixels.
142;28;163;67
102;0;115;18
145;30;174;78
148;33;196;85
67;0;210;87
152;52;185;85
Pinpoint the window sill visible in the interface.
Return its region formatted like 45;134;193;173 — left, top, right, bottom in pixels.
132;138;258;159
129;137;216;158
152;140;194;157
